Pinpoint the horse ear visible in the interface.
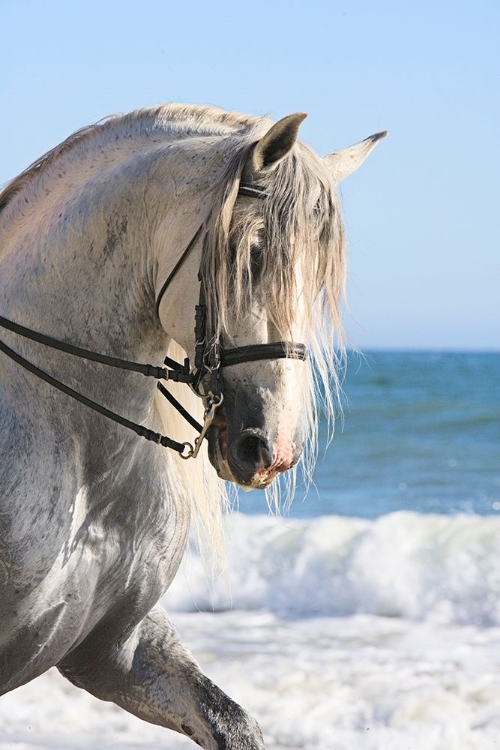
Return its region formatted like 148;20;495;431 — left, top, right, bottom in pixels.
243;113;308;181
324;131;388;184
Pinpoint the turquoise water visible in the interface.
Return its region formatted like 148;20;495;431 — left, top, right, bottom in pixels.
242;351;500;519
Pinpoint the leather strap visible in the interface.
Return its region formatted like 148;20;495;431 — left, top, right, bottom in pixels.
221;342;307;368
0;315;191;383
156;224;204;316
0;336;190;454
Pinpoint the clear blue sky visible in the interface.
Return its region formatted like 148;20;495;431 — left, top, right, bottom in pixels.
2;0;498;350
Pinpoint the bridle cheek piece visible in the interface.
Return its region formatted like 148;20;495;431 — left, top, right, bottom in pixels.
0;183;307;458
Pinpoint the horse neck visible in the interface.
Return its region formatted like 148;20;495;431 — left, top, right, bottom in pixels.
0;135;225;442
0;135;219;363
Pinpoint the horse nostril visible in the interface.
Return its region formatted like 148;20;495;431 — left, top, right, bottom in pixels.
232;429;273;471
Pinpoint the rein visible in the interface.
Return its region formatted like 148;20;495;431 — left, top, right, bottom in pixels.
0;182;307;458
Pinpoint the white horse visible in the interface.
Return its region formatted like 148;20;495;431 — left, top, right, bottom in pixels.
0;104;385;748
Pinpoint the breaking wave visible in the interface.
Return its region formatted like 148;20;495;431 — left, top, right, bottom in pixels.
164;511;500;626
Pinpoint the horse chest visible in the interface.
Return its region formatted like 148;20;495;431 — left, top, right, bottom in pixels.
0;475;190;689
62;474;191;609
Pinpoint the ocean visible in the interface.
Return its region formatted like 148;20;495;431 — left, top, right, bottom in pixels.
1;352;499;750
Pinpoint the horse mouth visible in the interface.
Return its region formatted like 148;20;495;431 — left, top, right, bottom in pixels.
207;417;232;482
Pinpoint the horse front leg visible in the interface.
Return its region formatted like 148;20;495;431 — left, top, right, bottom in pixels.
58;605;265;750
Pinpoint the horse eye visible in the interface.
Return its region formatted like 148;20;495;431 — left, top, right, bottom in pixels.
250;242;264;279
228;241;264;278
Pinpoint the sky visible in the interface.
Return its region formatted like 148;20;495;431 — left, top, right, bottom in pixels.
1;0;498;351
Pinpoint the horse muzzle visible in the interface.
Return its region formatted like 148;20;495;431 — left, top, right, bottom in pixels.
207;402;302;489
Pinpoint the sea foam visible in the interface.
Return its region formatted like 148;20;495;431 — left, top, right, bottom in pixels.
3;511;500;750
164;511;500;626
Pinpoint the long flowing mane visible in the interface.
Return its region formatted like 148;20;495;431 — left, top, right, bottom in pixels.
0;104;347;558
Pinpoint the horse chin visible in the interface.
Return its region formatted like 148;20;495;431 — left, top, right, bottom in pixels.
243;469;279;490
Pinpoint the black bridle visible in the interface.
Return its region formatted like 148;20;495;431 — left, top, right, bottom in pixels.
0;183;307;458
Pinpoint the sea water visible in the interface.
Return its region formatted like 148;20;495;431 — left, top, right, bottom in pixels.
245;351;500;519
1;352;499;750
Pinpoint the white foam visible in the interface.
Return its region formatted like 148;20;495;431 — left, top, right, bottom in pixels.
165;511;500;626
2;512;500;749
2;612;500;749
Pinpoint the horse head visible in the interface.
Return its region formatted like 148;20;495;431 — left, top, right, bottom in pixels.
157;113;386;491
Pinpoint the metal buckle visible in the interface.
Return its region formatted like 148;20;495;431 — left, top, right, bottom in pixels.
180;442;195;460
190;393;224;459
